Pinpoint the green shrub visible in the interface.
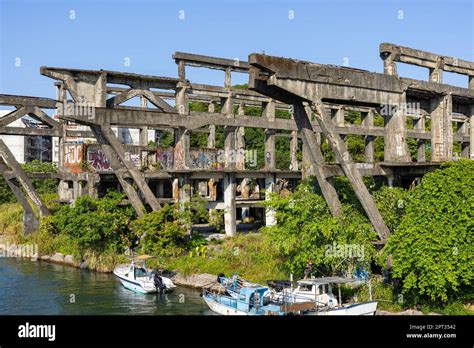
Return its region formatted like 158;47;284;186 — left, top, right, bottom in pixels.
386;160;474;304
130;204;187;257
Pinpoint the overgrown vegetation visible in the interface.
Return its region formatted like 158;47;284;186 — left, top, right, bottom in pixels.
386;159;474;305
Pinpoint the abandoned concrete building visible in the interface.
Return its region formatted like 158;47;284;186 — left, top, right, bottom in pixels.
0;43;473;239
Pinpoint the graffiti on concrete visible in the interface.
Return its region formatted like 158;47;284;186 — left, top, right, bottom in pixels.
87;149;111;171
63;144;84;173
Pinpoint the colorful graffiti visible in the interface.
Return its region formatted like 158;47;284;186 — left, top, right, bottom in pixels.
63;143;227;173
87;149;111;171
63;144;84;173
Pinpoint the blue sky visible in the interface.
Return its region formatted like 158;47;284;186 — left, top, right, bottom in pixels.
1;0;473;99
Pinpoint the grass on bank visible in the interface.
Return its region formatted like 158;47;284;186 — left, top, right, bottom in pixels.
151;233;288;284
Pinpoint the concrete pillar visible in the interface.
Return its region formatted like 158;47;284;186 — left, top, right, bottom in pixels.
333;108;345;162
430;94;453;162
139;126;149;146
362;111;374;163
429;68;443;84
224;127;236;169
384;93;410;162
173;128;189;169
223;173;236;237
207;102;216;148
429;58;444;84
87;175;99;198
176;60;188;115
265;130;276;170
208;178;217;200
179;175;191;205
469;76;474;90
240;178;250;222
172;178;179;203
290;131;298;170
382;53;398;76
236;126;245;170
139;95;149;146
264;100;276;170
414;116;426;162
264;173;276;227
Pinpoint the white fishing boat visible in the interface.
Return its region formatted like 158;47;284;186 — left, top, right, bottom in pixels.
267;277;378;315
113;255;176;294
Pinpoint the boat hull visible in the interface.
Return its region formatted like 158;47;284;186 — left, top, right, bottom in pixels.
308;301;378;316
118;277;153;294
203;295;248;316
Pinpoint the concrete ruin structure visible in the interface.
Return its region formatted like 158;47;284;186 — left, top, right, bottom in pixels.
1;43;473;241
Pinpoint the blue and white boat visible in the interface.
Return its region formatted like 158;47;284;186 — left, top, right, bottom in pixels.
113;255;176;294
203;286;285;316
216;273;261;299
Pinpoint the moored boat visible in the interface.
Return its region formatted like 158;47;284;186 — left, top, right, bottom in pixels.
267;277;378;315
113;255;176;294
203;286;285;316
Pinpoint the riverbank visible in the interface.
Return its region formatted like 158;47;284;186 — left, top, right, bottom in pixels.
2;238;471;316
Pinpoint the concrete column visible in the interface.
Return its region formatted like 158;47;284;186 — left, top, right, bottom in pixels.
224;127;236;169
414;116;426;162
207;102;216;148
469;76;474;90
430;94;453;162
176;60;188;115
240;177;250;222
429;58;444;84
265;130;276;170
179;175;191;205
87;175;99;198
223;173;236;237
384;93;410;162
429;68;443;84
290;131;298;170
264;100;276;170
362;110;374;163
172;178;179;203
139;126;149;146
382;53;398;76
173;128;189;169
333;108;345;162
264;173;276;227
301;141;313;178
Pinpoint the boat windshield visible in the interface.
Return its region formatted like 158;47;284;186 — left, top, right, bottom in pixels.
134;267;149;279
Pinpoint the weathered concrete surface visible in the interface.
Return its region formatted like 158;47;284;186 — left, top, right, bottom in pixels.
169;272;223;292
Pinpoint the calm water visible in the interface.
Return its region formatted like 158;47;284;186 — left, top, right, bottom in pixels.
0;258;212;315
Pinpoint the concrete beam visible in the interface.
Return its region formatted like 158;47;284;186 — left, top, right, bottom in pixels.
0;140;51;218
0;163;39;235
311;102;390;240
380;43;474;78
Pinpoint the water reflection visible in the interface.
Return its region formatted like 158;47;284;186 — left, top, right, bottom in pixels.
0;258;212;315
